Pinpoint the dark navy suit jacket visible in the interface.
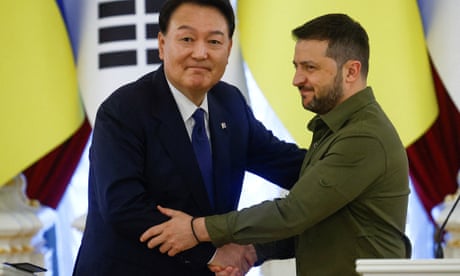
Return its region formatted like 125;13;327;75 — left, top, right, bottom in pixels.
73;66;305;275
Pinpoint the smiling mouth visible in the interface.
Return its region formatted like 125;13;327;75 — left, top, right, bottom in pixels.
299;87;314;95
187;66;210;71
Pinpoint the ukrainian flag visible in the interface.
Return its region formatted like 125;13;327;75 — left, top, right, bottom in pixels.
0;1;84;186
238;0;437;148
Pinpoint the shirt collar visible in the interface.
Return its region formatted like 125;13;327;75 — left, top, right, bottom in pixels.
166;78;209;122
310;87;376;133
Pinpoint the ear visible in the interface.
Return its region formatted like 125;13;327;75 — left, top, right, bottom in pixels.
158;32;165;61
226;39;233;62
343;60;361;82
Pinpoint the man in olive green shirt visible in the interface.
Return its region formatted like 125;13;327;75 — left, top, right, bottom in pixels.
140;13;411;276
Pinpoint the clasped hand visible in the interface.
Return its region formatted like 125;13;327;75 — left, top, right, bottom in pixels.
140;206;257;275
140;205;197;256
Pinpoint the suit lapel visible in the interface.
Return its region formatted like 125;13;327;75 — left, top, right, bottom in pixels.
207;95;234;213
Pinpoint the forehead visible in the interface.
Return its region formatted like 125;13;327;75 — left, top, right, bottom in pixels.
294;40;329;58
169;3;229;35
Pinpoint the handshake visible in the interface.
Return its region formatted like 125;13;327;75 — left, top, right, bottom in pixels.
207;243;257;276
139;206;258;276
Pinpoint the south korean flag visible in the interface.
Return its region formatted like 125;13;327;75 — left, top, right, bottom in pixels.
78;0;247;126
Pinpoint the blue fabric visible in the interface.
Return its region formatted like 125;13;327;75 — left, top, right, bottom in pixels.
192;108;214;208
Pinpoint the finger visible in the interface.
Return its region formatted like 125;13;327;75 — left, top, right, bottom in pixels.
215;270;231;276
214;266;237;276
140;225;164;242
157;205;177;217
157;240;181;256
167;247;180;257
147;235;166;249
159;241;170;254
208;264;224;272
242;262;250;275
227;267;241;276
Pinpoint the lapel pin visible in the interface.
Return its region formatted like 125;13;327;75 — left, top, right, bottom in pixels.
221;122;227;129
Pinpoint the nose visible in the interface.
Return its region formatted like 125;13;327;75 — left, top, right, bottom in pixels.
192;42;208;60
292;69;305;87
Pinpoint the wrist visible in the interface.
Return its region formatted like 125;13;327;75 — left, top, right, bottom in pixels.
191;217;201;243
194;217;210;242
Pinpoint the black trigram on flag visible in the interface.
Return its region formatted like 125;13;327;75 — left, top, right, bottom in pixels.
97;0;166;69
78;0;169;125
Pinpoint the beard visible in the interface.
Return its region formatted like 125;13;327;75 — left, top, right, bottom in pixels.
304;73;343;115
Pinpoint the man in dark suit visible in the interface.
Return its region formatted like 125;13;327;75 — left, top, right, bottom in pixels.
72;0;305;275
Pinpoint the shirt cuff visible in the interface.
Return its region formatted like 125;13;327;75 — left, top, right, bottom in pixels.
207;249;217;264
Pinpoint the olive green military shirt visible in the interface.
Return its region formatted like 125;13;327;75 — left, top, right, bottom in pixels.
206;87;410;275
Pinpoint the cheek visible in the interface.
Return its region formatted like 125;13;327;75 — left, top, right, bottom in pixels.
313;74;333;88
214;56;230;72
218;52;230;64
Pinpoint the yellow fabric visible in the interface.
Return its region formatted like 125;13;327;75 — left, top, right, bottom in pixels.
0;1;84;186
238;0;437;148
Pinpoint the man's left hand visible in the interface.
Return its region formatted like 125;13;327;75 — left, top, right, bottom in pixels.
140;205;197;256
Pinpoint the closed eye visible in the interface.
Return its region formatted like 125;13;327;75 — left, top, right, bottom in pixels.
294;61;317;72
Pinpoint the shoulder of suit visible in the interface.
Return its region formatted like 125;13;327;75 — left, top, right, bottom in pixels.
210;81;244;99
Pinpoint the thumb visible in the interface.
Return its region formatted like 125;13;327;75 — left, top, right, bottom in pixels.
208;264;224;272
157;205;176;217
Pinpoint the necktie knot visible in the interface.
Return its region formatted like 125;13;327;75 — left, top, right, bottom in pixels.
192;108;206;138
193;108;205;120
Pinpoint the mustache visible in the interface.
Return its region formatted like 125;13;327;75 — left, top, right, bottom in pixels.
298;85;314;92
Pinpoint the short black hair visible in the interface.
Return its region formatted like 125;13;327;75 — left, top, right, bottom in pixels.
159;0;235;38
292;13;370;78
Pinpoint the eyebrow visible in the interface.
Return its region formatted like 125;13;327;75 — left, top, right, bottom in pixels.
177;25;225;36
293;61;314;66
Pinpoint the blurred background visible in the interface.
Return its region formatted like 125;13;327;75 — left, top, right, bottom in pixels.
1;0;459;275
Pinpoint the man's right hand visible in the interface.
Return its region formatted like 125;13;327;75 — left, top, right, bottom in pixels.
213;266;243;276
208;243;257;276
